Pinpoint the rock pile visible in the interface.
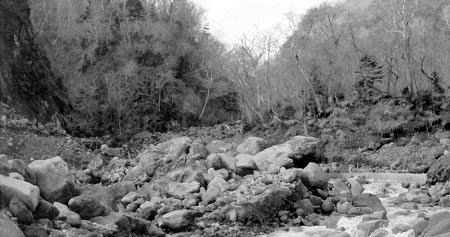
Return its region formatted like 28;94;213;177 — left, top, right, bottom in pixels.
0;135;337;236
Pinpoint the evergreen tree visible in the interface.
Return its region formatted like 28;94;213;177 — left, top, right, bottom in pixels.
354;54;384;103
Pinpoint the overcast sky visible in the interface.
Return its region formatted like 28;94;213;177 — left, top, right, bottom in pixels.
191;0;339;46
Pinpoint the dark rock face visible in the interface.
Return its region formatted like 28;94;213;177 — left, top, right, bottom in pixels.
0;0;68;122
427;154;450;184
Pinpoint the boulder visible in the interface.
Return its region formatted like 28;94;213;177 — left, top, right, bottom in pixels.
0;175;40;211
332;179;351;196
302;162;328;189
159;210;200;230
206;153;224;170
167;182;200;199
354;220;388;237
352;193;385;212
236;137;265;155
427;154;450;184
422;217;450;237
91;212;165;236
0;217;25;237
121;191;142;205
348;178;363;196
68;195;108;219
398;189;431;204
9;197;33;224
235;154;256;176
218;153;237;172
138;201;161;220
28;156;79;203
252;136;323;172
33;199;59;220
53;202;82;227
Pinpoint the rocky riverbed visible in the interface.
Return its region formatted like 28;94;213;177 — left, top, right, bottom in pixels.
1;132;450;237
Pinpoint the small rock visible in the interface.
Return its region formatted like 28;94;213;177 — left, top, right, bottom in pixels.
121;191;141;205
392;223;413;234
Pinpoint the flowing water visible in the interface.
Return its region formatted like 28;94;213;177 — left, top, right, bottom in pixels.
267;180;450;237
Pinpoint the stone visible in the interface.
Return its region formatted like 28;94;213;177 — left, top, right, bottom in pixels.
138;201;161;220
9;197;34;224
252;135;324;172
352;193;385;212
235;154;256;175
302;162;328;189
28;156;79;203
167;182;201;199
370;229;389;237
121;191;141;205
218;153;237;172
68;195;108;219
355;220;388;237
393;223;413;234
332;179;351;196
348;178;363;196
400;202;419;210
187;142;208;161
159;210;200;230
422;217;450;237
33;199;59;220
322;200;334;213
361;211;387;221
296;199;314;215
0;217;25;237
398;190;431;204
9;172;24;181
428;154;450;184
0;175;40;211
91;212;165;236
206;153;224;170
348;207;374;216
236;137;265;155
53;202;82;227
337;202;352;214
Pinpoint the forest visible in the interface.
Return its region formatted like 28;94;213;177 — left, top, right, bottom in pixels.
26;0;450;141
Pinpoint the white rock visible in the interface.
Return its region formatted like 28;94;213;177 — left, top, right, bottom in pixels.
0;175;40;211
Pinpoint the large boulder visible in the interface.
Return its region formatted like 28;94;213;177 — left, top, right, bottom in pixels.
158;210;200;230
130;137;192;178
236;137;265;155
302;162;328;189
28;156;79;203
0;217;25;237
235;154;257;175
252;136;323;172
68;195;108;219
0;175;40;211
352;193;385;212
428;154;450;184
